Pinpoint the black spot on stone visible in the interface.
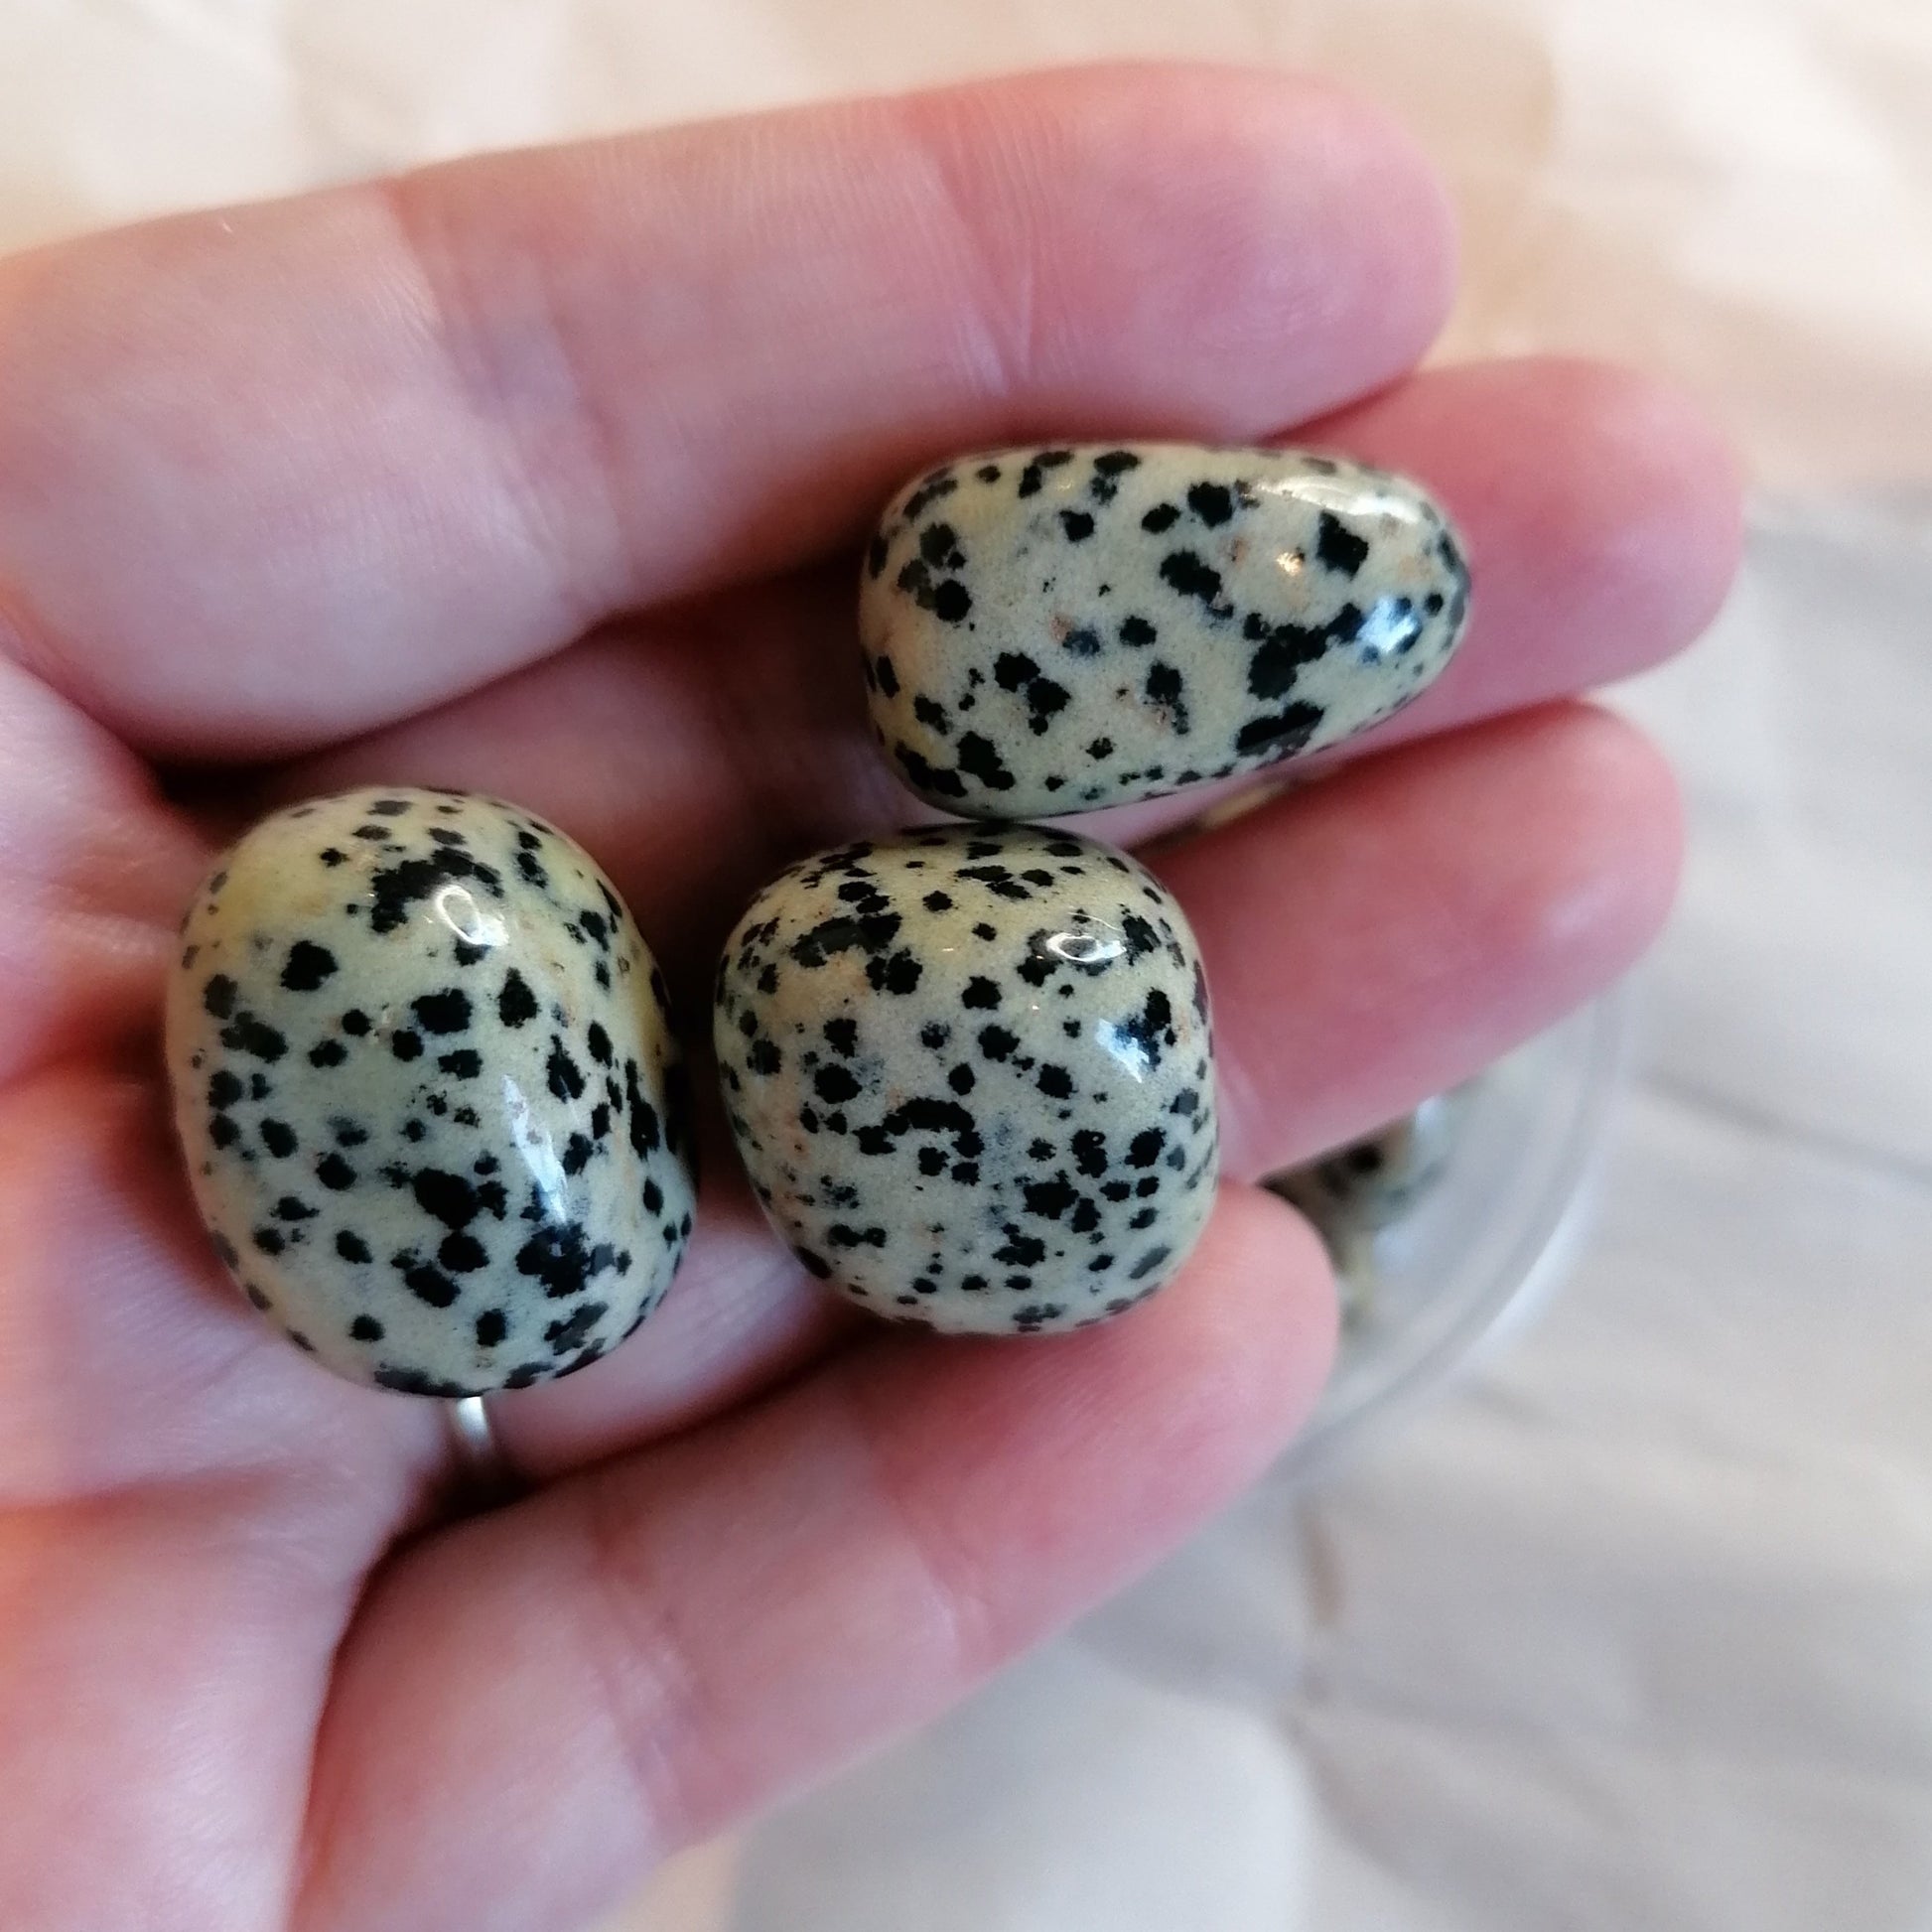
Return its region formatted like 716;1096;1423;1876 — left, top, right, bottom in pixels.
203;974;238;1019
866;532;891;578
1071;1130;1108;1176
475;1309;507;1347
411;988;472;1035
220;1013;287;1062
1315;509;1371;577
308;1038;347;1069
748;1038;781;1076
1024;1174;1078;1220
1159;549;1227;611
948;1063;976;1094
587;1022;614;1064
1186;481;1235;526
874;655;899;698
994;651;1037;691
955;733;1017;791
546;1302;608;1353
272;1194;316;1222
389;1029;422;1062
561;1133;595;1175
814;1063;862;1104
1062;625;1103;656
1234;701;1324;758
1144;661;1189;733
519;1220;621;1303
1141;501;1180;533
259;1119;297;1159
1128;1128;1168;1168
439;1230;488;1273
207;1069;244;1108
867;950;923;996
1059;508;1095;541
794;1247;832;1278
1086;737;1115;760
366;846;502;936
341;1010;371;1035
280;941;338;992
317;1152;356;1190
962;977;1002;1011
546;1037;586;1102
1129;1245;1173;1280
412;1169;483;1229
1037;1065;1073;1099
399;1257;460;1308
1247;619;1331;698
438;1048;482;1078
995;1228;1046;1268
208;1114;240;1149
623;1061;662;1158
348;1313;383;1341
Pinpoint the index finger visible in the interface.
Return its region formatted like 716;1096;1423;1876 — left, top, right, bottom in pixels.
0;64;1453;758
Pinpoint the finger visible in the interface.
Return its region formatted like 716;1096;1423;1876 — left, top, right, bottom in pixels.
1170;701;1682;1173
0;65;1453;757
270;354;1733;1000
0;655;209;1085
1286;355;1742;767
295;1184;1334;1932
490;700;1676;1478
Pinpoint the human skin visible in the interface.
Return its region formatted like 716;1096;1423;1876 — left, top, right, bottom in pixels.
0;64;1739;1932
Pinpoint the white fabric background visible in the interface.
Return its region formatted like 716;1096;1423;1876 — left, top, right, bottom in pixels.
3;3;1927;1927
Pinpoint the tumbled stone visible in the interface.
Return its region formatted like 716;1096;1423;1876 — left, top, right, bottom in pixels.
165;787;696;1395
713;823;1218;1334
859;443;1470;817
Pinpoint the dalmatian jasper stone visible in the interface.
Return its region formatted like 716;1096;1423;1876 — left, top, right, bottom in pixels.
714;823;1219;1335
165;787;697;1396
859;443;1471;818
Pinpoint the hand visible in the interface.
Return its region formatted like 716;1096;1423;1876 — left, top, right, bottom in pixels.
0;65;1738;1932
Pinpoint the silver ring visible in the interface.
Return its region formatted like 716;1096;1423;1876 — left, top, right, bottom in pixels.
445;1395;518;1502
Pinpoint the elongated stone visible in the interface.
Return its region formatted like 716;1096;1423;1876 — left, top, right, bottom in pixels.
859;443;1470;817
165;787;697;1395
714;823;1218;1335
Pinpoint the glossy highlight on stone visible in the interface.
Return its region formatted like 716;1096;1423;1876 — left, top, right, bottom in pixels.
859;443;1470;817
165;787;697;1395
714;823;1219;1335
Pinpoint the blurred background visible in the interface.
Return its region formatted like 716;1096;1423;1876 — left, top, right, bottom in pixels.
6;2;1929;1927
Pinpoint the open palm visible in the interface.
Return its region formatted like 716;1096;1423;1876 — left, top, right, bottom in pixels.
0;66;1737;1932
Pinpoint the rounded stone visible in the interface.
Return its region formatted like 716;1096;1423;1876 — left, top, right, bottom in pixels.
859;442;1471;818
713;823;1219;1335
165;787;697;1396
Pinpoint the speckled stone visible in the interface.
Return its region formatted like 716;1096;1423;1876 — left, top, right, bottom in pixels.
1264;1092;1465;1321
165;788;697;1395
859;443;1470;817
714;823;1218;1334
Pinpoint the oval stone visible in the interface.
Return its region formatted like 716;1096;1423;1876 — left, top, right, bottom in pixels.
165;787;697;1396
713;823;1219;1335
859;443;1470;817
